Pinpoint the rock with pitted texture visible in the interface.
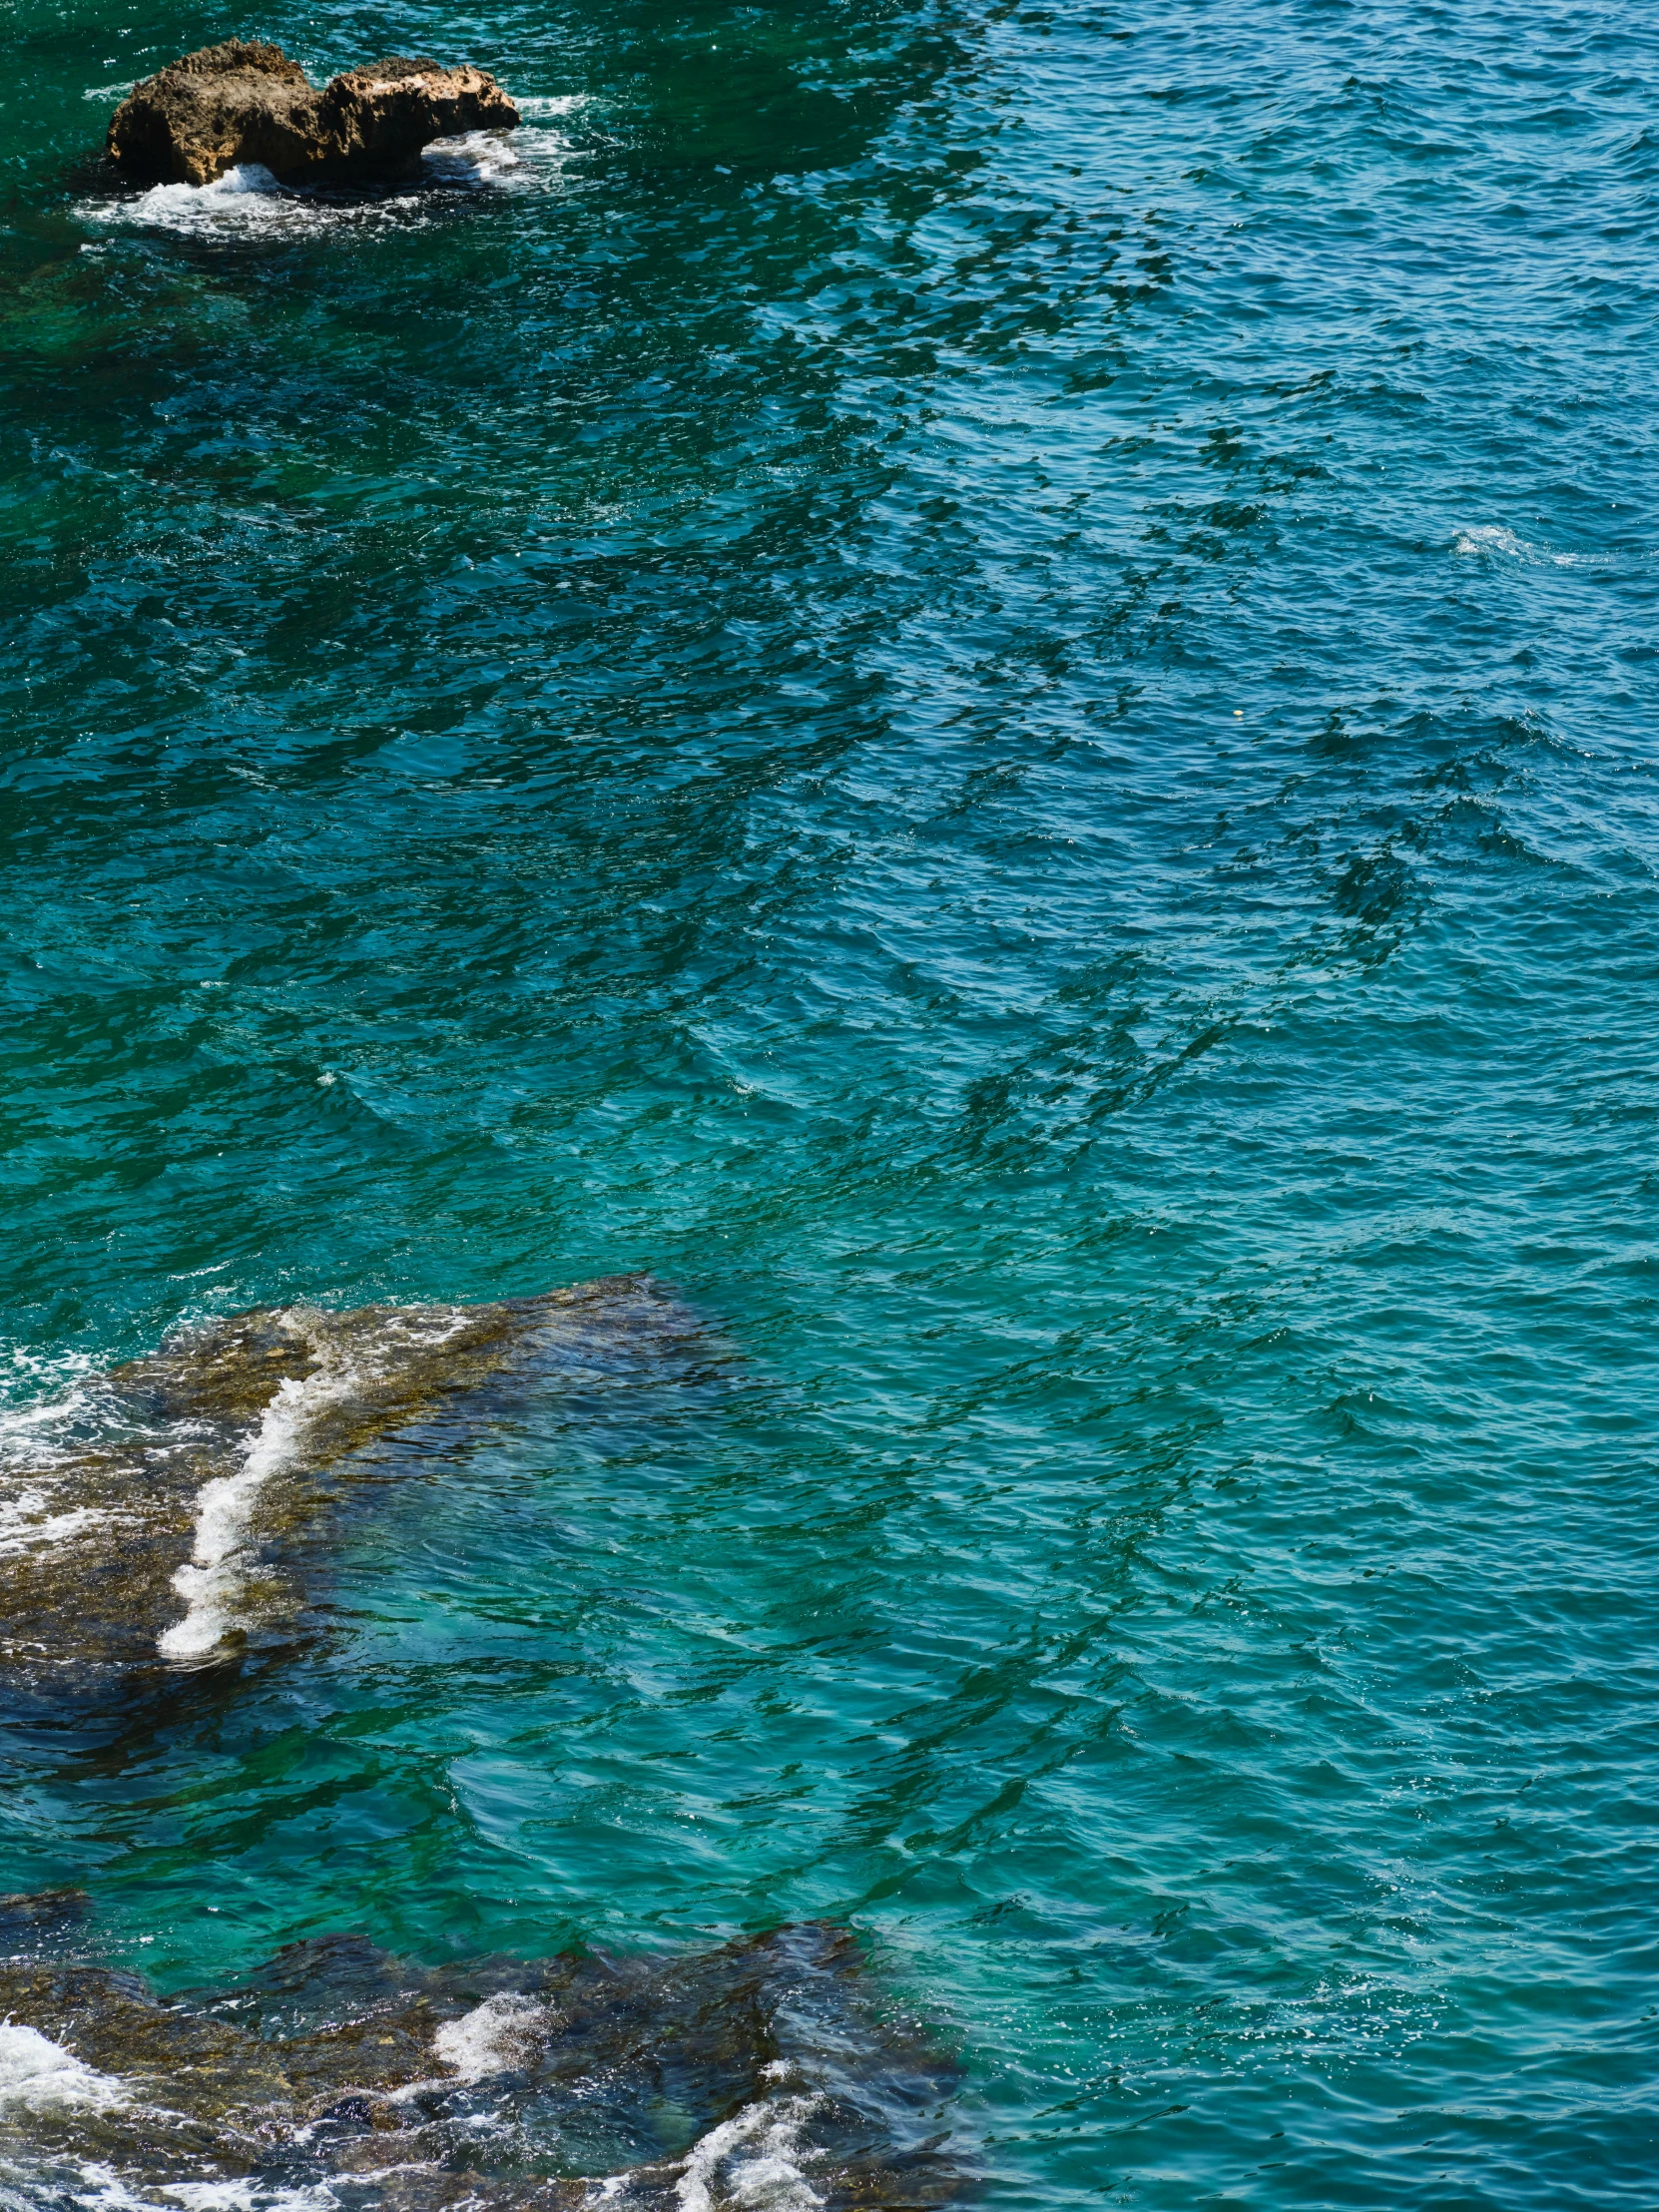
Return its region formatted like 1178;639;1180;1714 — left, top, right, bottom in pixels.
107;40;519;187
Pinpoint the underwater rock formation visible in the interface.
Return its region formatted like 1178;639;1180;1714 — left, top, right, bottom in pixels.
0;1889;89;1941
106;41;519;188
0;1278;700;1694
0;1915;961;2209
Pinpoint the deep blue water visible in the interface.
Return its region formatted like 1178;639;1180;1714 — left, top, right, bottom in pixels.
3;0;1659;2202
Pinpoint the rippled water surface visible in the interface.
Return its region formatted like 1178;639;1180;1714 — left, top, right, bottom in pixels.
4;0;1659;2201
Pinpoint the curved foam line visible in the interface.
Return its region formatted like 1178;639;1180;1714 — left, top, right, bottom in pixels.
158;1332;351;1661
673;2091;827;2212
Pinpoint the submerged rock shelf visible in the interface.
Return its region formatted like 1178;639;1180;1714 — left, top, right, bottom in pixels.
0;1278;704;1694
0;1903;961;2209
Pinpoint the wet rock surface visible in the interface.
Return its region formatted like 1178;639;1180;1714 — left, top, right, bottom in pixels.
0;1278;706;1697
0;1890;90;1940
0;1914;962;2209
107;41;519;188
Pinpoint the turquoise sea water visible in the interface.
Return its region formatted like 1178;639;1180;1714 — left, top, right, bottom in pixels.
4;0;1659;2201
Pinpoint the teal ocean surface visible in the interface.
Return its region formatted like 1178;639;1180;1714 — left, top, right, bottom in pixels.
3;0;1658;2202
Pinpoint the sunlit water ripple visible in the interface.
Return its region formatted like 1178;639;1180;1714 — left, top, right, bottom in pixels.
2;0;1657;2203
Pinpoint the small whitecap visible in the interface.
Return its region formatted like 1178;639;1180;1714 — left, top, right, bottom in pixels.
159;1353;357;1660
1453;523;1618;569
422;125;573;191
421;130;524;188
431;1992;549;2080
76;164;422;242
0;2022;128;2112
672;2093;827;2212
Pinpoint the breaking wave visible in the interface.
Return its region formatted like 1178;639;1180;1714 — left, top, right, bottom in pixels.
667;2084;828;2212
426;1989;550;2083
74;125;575;242
0;2024;126;2115
156;1329;361;1662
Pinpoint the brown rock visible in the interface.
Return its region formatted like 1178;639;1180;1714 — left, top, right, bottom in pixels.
107;39;519;188
0;1278;705;1697
0;1924;964;2209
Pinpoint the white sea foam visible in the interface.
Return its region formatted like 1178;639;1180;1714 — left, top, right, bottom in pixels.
161;2183;337;2211
0;1356;111;1564
1453;523;1619;568
52;2173;340;2212
672;2092;826;2212
158;1301;477;1659
431;1992;549;2080
77;124;572;242
159;1341;350;1661
77;161;416;242
0;2024;128;2113
79;163;304;241
15;2165;151;2212
424;125;575;189
420;131;526;189
0;1345;99;1430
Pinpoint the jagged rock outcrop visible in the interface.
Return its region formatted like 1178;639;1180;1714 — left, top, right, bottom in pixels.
107;41;519;187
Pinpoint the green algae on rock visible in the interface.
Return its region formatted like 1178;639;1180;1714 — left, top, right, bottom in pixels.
0;1278;700;1691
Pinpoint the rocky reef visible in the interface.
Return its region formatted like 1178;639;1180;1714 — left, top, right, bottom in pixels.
106;41;519;188
0;1906;961;2209
0;1278;703;1697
